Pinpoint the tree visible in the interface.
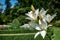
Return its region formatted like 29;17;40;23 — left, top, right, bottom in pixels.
3;0;12;24
5;0;11;15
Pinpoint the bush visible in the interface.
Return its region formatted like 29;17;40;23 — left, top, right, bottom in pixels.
10;19;20;29
17;15;30;26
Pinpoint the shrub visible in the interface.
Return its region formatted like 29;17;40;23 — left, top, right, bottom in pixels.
10;19;20;29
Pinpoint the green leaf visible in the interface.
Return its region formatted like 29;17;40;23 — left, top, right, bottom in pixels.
53;27;60;40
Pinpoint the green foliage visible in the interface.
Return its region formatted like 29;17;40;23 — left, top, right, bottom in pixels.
0;34;52;40
0;0;60;24
17;7;30;14
0;27;37;34
0;27;54;40
52;27;60;40
10;19;20;28
17;15;29;25
0;35;41;40
47;27;54;40
0;14;7;24
51;20;60;27
5;0;11;15
0;0;59;40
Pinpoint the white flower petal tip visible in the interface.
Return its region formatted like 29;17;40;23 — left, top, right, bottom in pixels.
39;8;49;16
35;9;39;15
35;27;41;30
31;5;35;12
35;9;39;12
25;17;32;20
48;24;52;27
34;30;46;39
52;13;57;18
34;32;40;39
40;30;46;39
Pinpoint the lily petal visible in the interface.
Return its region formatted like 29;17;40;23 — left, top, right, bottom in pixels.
40;8;49;16
34;31;41;39
51;13;57;21
46;13;57;23
40;8;45;14
46;24;52;28
46;14;51;22
29;21;41;30
40;30;46;39
26;11;34;19
35;26;41;30
39;19;48;29
42;19;48;29
26;17;33;20
35;9;39;17
34;30;46;39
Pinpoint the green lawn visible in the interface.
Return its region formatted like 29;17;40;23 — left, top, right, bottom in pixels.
0;27;60;40
0;33;51;40
53;27;60;40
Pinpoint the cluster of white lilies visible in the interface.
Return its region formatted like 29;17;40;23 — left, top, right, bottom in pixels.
22;5;56;39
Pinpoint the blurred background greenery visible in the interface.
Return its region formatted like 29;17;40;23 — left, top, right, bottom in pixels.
0;0;60;40
0;0;60;26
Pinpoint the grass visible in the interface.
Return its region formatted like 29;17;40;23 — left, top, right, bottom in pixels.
0;34;41;40
53;27;60;40
0;27;38;34
0;27;53;40
0;33;51;40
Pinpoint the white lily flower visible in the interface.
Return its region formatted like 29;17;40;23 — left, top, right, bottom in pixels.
29;21;41;30
39;8;49;20
39;8;49;16
26;9;39;20
26;11;33;19
39;19;48;29
34;17;53;39
24;5;56;39
34;30;46;39
46;13;57;23
34;19;47;39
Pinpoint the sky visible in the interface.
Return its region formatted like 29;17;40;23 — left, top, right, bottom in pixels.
0;0;18;12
